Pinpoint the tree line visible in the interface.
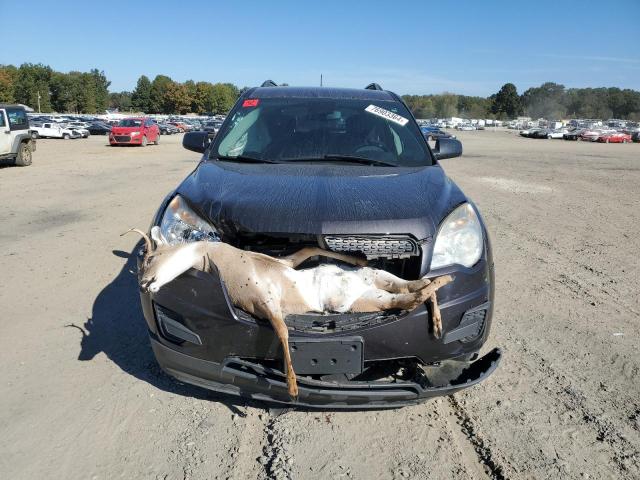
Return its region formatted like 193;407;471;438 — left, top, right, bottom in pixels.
0;63;240;115
402;82;640;121
2;63;640;120
0;63;110;113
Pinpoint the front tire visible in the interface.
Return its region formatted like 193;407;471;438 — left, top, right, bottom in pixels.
63;133;70;140
31;131;39;139
141;135;148;147
15;142;33;167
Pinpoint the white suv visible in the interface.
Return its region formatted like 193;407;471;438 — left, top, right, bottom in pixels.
0;104;36;167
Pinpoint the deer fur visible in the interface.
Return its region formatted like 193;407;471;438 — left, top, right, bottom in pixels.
124;228;452;399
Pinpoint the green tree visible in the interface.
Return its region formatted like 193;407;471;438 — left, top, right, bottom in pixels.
164;82;191;114
490;83;522;119
210;83;239;114
14;63;53;112
149;75;173;113
433;93;458;117
0;65;18;103
109;91;133;111
521;82;566;119
131;75;152;112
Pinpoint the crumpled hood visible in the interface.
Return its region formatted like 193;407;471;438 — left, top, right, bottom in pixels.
176;161;467;240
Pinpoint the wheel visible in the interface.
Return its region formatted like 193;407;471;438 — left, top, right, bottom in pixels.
63;133;70;139
15;142;33;167
31;131;39;139
605;138;609;143
547;135;552;139
622;139;628;144
141;135;148;147
153;134;159;145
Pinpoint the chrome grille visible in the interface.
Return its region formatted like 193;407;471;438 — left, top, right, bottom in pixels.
323;235;419;260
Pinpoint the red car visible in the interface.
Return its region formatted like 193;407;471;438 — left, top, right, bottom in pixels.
109;117;160;146
596;132;632;143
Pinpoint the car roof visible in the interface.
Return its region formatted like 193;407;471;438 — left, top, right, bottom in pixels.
249;86;397;101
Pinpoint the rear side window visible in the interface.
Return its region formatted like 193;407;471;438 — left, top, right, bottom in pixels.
7;108;28;130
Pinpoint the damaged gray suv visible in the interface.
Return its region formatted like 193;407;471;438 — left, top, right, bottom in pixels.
137;82;501;408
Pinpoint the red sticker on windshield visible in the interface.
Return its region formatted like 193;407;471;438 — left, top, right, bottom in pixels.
242;99;259;107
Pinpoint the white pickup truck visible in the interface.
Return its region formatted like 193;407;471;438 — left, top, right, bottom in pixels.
30;122;81;139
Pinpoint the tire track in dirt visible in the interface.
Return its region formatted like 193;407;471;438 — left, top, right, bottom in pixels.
447;396;507;480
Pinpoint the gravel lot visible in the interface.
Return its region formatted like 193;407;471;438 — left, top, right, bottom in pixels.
1;131;638;479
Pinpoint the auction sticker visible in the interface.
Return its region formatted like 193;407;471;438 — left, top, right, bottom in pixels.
365;104;408;126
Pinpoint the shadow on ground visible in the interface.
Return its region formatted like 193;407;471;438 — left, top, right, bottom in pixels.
71;244;255;415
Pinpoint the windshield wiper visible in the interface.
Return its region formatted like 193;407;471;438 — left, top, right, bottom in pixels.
216;155;280;164
281;155;397;167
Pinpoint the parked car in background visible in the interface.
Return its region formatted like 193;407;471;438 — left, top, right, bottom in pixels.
545;129;568;139
109;117;160;147
420;125;453;140
563;128;585;140
0;104;36;166
632;131;640;143
519;127;541;137
158;123;180;135
65;125;90;138
203;121;223;135
596;132;632;143
456;124;475;131
168;121;187;132
88;122;112;135
580;129;605;141
30;122;81;139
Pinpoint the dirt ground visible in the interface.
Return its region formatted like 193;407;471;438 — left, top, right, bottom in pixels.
1;131;638;480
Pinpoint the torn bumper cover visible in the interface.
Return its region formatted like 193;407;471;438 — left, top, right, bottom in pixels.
151;338;501;408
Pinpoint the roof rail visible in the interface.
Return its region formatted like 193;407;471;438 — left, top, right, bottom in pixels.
261;80;278;87
365;83;383;91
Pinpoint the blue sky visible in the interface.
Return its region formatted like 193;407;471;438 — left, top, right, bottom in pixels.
1;0;639;96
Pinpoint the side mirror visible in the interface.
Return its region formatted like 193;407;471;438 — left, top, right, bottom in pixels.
183;131;211;153
433;137;463;160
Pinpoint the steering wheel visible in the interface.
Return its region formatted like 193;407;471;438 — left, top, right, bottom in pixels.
353;141;390;154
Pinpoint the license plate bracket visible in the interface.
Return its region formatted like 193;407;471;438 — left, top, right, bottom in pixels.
289;336;363;375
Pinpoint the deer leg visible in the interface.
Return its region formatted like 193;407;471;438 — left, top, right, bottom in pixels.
263;308;298;399
372;270;432;293
430;292;443;338
281;247;366;269
350;275;453;313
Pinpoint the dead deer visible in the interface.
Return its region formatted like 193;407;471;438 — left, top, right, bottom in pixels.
124;228;452;399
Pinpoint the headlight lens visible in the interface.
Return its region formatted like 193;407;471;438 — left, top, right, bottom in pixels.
130;131;141;136
159;195;219;245
430;203;483;270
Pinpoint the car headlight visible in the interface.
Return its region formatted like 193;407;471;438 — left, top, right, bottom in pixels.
159;195;219;245
130;131;141;136
430;203;483;270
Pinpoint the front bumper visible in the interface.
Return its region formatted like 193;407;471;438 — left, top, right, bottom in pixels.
152;337;501;408
138;245;499;407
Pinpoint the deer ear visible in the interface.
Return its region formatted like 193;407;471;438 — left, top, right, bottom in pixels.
150;226;166;247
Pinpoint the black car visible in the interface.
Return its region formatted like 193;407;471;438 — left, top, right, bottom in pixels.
632;131;640;143
202;121;223;135
563;128;585;140
158;123;180;135
137;83;500;408
88;122;112;135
